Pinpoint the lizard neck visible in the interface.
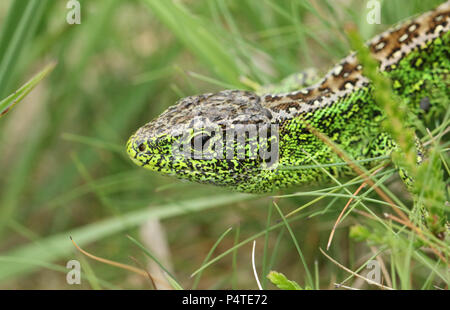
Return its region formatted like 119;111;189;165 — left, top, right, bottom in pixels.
261;1;450;120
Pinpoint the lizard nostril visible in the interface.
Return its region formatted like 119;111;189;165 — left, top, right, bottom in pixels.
138;143;146;152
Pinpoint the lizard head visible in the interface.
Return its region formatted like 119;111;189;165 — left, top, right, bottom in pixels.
126;90;280;193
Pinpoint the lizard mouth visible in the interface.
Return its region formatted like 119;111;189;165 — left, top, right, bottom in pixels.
126;135;184;173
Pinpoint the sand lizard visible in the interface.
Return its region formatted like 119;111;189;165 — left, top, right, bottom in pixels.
126;1;449;194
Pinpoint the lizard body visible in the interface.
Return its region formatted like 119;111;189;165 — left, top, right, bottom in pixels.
127;2;449;193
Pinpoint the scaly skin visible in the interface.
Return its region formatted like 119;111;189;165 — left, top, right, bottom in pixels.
127;2;450;193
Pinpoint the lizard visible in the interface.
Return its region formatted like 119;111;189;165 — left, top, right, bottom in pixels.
126;1;449;194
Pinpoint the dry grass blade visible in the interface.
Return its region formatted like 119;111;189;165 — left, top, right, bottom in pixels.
70;237;165;287
252;240;263;290
319;248;393;290
327;166;386;250
369;246;392;288
128;255;157;289
306;124;447;263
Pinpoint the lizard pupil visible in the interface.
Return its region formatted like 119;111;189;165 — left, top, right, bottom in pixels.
138;143;146;152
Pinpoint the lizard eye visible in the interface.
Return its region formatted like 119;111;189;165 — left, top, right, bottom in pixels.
138;143;146;152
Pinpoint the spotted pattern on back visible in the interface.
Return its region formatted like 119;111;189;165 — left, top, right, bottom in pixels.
263;1;450;120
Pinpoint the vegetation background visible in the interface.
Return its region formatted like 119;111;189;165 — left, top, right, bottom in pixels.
0;0;447;289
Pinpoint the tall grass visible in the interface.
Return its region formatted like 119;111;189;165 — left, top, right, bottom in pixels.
0;0;447;289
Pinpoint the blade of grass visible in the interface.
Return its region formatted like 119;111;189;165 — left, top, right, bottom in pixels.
192;226;233;289
126;235;183;290
191;212;309;278
272;202;313;288
261;202;273;289
231;224;240;290
142;0;242;86
0;62;56;117
0;193;251;283
0;0;50;98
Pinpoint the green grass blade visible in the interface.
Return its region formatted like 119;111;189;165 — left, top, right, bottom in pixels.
273;202;314;288
142;0;242;86
0;62;56;118
0;193;251;283
0;0;49;98
127;235;183;290
192;226;233;289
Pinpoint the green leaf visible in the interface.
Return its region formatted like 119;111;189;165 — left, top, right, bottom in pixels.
267;271;304;290
349;224;371;242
